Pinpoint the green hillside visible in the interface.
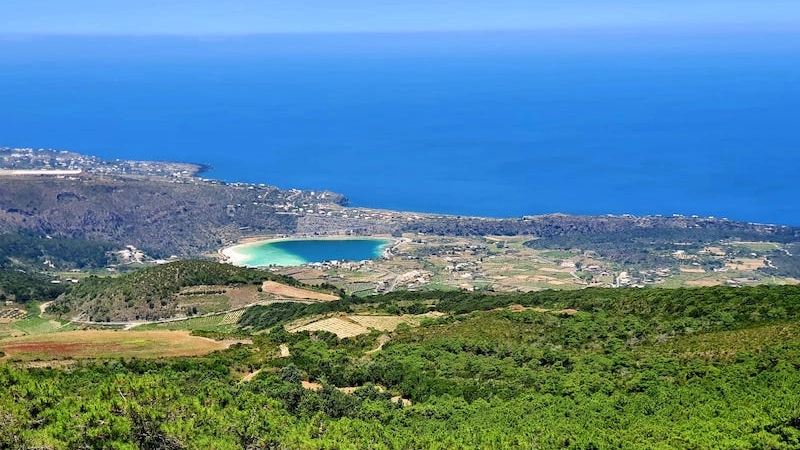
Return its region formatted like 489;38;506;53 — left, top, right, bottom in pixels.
3;285;800;448
50;260;304;321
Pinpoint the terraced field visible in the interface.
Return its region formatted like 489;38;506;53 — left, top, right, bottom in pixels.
135;313;234;332
219;309;245;326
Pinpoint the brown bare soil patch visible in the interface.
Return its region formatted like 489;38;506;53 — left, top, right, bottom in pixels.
348;315;416;330
240;369;263;382
302;380;323;390
0;330;232;360
299;381;412;405
289;314;417;338
704;246;726;256
726;258;766;271
178;284;262;311
530;275;568;285
539;267;572;273
261;281;339;301
686;279;722;287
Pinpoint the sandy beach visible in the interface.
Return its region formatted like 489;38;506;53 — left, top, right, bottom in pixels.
220;244;253;266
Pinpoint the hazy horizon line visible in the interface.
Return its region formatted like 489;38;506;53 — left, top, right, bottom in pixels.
2;22;799;39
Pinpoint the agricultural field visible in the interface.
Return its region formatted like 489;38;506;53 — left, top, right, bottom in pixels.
133;310;245;332
271;234;800;293
0;302;76;338
177;284;263;312
0;307;27;322
275;235;598;294
260;280;339;301
288;313;432;338
0;330;235;361
175;281;338;317
11;317;74;335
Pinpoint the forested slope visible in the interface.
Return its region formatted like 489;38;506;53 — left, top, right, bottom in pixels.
0;175;325;256
2;285;800;448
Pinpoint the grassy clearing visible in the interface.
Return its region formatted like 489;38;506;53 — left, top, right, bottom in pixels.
0;330;232;360
539;250;577;260
730;241;781;253
0;322;23;339
12;316;75;335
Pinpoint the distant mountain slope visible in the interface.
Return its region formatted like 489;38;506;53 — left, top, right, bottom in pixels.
0;174;346;256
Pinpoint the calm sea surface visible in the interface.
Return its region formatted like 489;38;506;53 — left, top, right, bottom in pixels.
1;31;798;225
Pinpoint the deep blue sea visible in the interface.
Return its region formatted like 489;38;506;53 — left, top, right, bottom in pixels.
1;30;798;225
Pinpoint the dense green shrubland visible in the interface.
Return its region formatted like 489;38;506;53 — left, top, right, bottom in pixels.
3;285;800;448
0;268;65;303
0;232;119;269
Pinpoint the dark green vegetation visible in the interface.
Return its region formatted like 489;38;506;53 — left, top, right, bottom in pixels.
0;232;118;303
0;268;64;303
51;260;304;321
3;284;800;449
0;232;120;270
0;232;123;304
525;226;800;276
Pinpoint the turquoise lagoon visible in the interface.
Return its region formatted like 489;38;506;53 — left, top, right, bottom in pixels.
227;238;392;267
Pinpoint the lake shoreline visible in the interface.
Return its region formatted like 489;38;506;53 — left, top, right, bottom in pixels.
220;235;395;267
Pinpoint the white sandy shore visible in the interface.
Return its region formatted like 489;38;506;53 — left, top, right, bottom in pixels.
220;244;252;266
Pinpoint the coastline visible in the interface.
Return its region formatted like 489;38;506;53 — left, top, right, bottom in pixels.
220;244;252;266
5;148;798;227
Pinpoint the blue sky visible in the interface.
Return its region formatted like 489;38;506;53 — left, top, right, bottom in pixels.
1;0;799;35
